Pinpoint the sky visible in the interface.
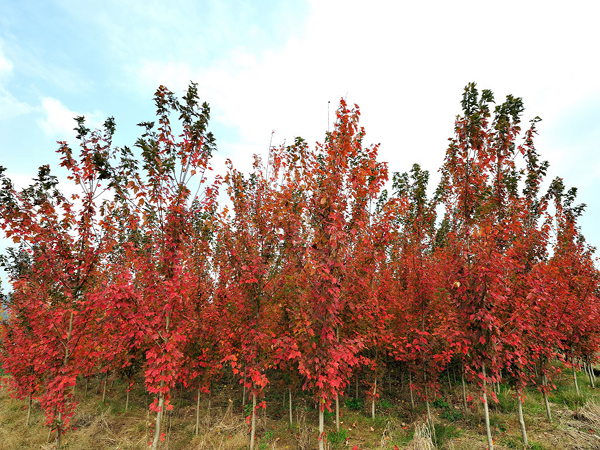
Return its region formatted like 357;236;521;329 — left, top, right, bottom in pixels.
1;0;599;273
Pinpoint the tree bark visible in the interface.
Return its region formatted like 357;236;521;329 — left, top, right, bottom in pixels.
102;372;109;404
461;369;468;414
371;378;377;420
206;386;211;426
482;363;494;450
318;405;325;450
151;390;165;450
542;374;552;422
335;394;340;432
250;393;257;450
26;394;32;426
409;372;415;410
242;365;247;408
573;365;580;396
288;388;293;427
517;391;528;448
195;388;201;436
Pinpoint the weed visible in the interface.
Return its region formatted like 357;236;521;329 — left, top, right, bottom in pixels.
327;429;348;446
440;408;463;422
432;397;450;409
432;423;462;446
345;398;363;411
489;417;507;433
379;398;392;412
258;430;273;450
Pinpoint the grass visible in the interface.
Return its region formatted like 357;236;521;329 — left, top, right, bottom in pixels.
1;364;600;449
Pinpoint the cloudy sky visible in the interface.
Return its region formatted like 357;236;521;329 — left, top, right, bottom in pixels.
1;0;599;257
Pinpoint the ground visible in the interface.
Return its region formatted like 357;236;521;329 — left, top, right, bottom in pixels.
2;365;600;449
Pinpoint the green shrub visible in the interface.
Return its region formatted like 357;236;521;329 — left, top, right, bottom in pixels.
345;398;363;411
327;429;348;446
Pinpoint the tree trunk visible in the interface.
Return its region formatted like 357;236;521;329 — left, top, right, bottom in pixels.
55;311;75;450
102;372;109;404
409;373;415;410
151;313;170;450
318;405;325;450
288;388;293;427
482;363;494;450
126;389;130;411
56;419;61;450
85;377;89;396
195;388;201;436
573;365;580;396
151;390;165;450
206;386;212;426
355;376;359;400
542;374;552;422
335;394;340;432
586;359;595;388
371;378;377;420
425;384;432;424
517;391;528;448
250;393;257;450
461;369;468;414
26;394;32;426
242;365;247;408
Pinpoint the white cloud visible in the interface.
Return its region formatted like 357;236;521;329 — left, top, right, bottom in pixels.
0;49;13;78
38;97;104;141
129;0;599;187
0;87;33;120
0;41;33;120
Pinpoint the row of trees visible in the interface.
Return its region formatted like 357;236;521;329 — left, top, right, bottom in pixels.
1;83;598;450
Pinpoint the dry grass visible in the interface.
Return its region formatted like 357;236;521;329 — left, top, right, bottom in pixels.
408;423;434;450
2;367;600;449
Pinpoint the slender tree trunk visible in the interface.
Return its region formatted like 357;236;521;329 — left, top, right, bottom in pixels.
461;369;468;414
586;359;595;388
55;311;75;450
56;423;61;450
355;376;359;400
151;311;172;450
102;372;109;404
482;363;494;450
371;378;377;420
318;405;325;450
126;389;130;411
542;374;552;422
151;390;165;450
85;377;89;396
250;393;257;450
335;394;340;432
409;373;415;410
26;394;32;426
517;391;528;448
573;365;580;396
195;388;201;436
206;386;212;426
425;384;432;425
447;372;452;392
242;365;247;408
288;388;293;427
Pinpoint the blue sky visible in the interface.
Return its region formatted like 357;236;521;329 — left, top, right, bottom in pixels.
1;0;600;262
